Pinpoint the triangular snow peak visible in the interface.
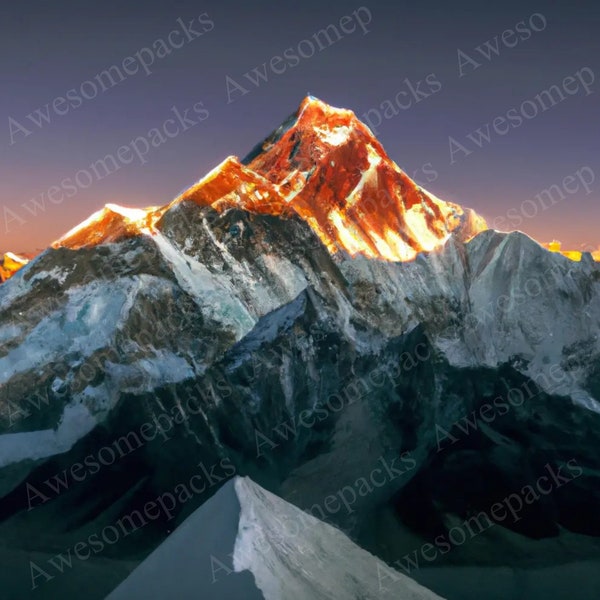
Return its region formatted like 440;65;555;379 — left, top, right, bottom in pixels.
108;476;444;600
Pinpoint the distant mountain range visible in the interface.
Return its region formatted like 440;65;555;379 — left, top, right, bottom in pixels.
48;96;486;259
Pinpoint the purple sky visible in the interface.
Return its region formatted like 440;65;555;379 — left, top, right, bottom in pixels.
1;0;599;254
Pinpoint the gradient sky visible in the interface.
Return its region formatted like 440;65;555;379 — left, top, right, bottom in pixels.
1;0;599;254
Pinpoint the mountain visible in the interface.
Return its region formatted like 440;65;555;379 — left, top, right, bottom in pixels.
241;96;487;260
51;96;487;261
1;97;600;600
543;240;600;262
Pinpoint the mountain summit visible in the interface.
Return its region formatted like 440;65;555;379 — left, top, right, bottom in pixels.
53;96;487;261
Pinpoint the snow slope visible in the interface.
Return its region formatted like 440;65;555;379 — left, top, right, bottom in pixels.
107;477;444;600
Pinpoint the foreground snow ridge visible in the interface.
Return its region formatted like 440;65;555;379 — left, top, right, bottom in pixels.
107;476;443;600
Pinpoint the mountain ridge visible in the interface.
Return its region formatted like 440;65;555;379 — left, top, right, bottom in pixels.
0;252;29;283
2;97;600;600
49;96;487;262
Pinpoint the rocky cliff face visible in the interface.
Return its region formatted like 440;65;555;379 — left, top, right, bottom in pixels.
1;98;599;600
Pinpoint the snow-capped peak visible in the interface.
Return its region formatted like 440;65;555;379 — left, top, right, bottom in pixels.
51;97;487;261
